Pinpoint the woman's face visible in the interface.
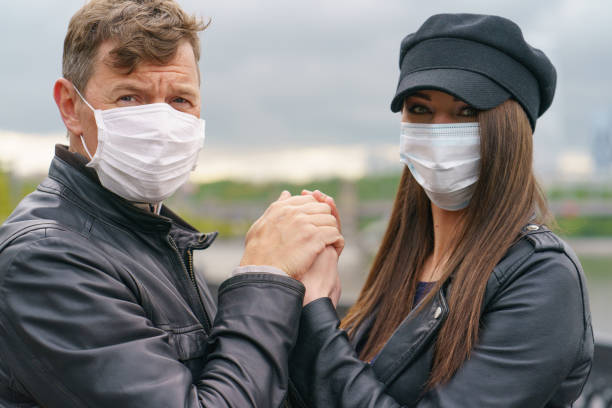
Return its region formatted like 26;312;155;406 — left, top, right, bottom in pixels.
402;90;478;124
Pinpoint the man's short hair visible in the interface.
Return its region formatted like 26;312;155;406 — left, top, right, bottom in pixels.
63;0;208;91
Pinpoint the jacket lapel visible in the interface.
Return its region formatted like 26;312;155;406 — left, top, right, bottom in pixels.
371;289;448;385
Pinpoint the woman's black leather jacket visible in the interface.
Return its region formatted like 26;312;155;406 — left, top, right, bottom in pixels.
289;225;594;407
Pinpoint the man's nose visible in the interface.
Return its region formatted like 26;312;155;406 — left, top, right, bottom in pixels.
150;95;167;104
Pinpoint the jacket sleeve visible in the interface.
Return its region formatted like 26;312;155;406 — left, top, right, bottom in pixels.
289;252;591;407
0;234;304;408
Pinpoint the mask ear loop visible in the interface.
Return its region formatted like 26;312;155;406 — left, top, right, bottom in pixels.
73;84;96;161
80;135;94;160
149;202;163;215
73;85;96;112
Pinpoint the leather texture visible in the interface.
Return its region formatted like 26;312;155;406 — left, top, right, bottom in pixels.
288;225;594;407
0;148;305;408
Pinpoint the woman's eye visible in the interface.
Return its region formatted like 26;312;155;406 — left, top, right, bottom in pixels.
409;105;430;114
459;106;478;117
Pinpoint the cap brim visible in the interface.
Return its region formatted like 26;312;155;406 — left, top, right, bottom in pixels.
390;69;511;113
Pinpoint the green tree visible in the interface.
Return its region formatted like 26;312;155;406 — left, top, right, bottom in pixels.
0;168;13;222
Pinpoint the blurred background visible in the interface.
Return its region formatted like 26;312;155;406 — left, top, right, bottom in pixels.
0;0;610;345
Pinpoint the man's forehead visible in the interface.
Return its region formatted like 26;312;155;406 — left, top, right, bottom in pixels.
92;40;200;84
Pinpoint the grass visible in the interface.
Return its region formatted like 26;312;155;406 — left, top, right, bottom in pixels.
191;178;344;203
356;174;401;200
579;256;612;282
179;214;251;238
548;186;612;201
556;216;612;237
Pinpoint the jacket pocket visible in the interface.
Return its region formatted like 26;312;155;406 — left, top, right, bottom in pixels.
166;326;208;362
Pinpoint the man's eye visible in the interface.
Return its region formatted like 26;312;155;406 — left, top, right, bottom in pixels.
173;97;188;104
118;95;135;103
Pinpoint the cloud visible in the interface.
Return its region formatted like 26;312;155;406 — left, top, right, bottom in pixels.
0;0;611;179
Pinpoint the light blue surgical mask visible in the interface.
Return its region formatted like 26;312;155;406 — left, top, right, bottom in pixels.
400;122;481;211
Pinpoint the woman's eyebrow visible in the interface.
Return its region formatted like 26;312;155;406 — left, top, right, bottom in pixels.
410;92;431;101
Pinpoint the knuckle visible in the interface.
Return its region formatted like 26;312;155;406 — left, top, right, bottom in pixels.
291;212;306;227
298;226;318;244
283;205;297;217
276;206;289;220
304;224;318;237
269;200;283;212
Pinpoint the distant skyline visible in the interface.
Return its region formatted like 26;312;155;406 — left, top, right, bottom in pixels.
1;0;611;180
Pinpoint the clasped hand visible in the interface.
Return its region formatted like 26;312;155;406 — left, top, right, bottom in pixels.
240;190;342;307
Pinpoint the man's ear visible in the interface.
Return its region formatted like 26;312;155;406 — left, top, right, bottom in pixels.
53;78;83;138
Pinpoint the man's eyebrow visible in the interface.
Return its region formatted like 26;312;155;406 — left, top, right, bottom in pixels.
109;83;148;94
170;84;199;97
109;82;199;97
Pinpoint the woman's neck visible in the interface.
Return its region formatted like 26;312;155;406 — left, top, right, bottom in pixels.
420;203;466;282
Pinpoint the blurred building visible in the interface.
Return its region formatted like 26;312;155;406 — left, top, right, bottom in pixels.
556;150;594;182
591;109;612;178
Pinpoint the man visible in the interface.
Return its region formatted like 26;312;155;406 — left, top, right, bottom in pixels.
0;1;342;407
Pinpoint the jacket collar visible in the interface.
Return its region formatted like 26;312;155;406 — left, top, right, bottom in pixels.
48;145;215;249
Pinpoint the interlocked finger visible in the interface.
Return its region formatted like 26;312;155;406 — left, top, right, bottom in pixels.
302;189;342;233
295;201;332;215
306;214;338;228
278;194;318;206
317;226;345;249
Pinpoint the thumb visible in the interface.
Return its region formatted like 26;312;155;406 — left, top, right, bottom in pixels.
278;190;291;200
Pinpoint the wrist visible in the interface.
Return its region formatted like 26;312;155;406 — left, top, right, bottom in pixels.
240;257;292;276
233;265;288;276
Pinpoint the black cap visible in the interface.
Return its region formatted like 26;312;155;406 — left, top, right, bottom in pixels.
390;14;557;130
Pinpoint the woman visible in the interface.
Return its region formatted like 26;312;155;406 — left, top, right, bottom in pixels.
288;13;594;407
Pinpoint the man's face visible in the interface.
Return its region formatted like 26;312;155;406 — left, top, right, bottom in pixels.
64;40;201;158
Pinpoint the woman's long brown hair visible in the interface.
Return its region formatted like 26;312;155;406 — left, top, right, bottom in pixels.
341;99;552;387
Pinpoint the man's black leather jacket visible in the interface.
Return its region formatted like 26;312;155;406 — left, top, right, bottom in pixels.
0;146;305;407
289;225;594;407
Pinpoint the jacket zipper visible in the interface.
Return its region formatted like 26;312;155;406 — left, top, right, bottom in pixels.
168;236;212;331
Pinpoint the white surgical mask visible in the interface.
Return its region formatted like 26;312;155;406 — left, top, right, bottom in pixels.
75;87;205;203
400;122;480;211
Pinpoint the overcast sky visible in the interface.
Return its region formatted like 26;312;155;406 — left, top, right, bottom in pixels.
1;0;611;177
